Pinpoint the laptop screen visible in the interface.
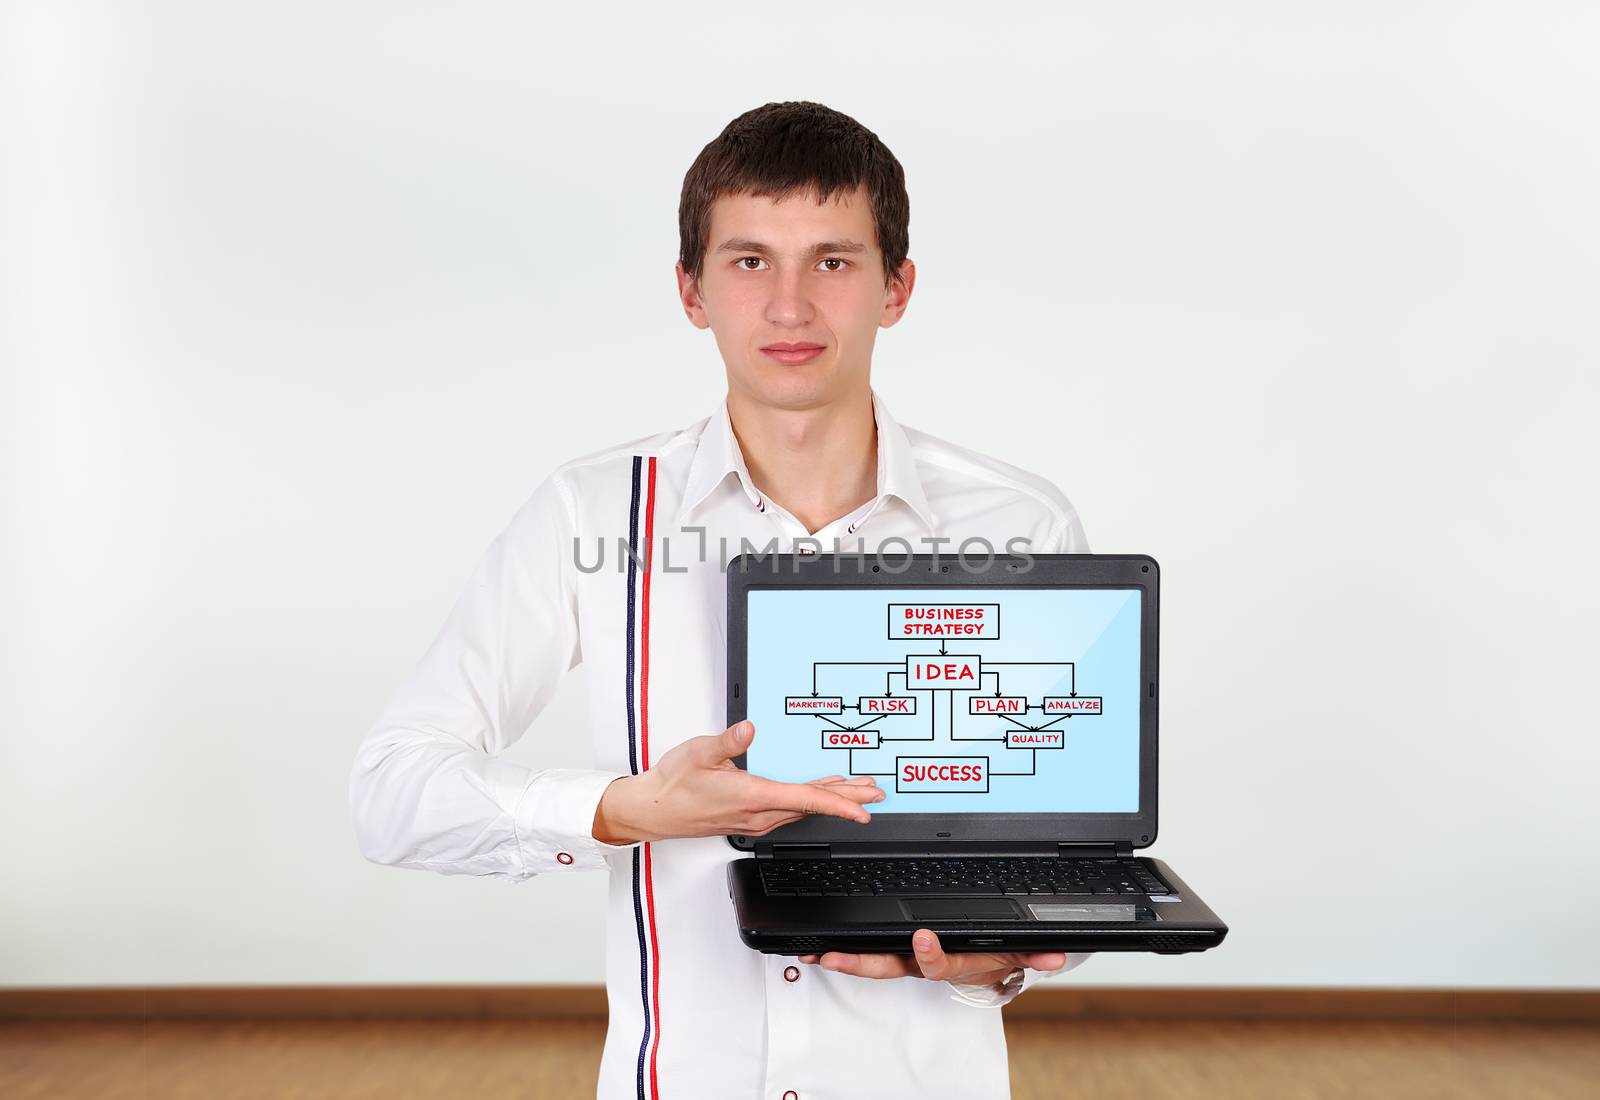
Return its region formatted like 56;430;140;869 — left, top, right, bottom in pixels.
743;585;1143;814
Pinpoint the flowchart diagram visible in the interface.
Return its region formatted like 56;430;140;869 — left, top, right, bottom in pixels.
781;602;1103;793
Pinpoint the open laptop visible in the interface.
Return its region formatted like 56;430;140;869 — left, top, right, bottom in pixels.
724;552;1227;956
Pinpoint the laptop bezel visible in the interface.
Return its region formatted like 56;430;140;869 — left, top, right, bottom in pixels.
724;553;1159;852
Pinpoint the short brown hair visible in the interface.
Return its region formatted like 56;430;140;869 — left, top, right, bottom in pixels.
678;101;910;291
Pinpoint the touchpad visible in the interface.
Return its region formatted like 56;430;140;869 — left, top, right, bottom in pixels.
903;899;1023;921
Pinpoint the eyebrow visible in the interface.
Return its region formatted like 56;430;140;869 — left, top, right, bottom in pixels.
713;237;869;256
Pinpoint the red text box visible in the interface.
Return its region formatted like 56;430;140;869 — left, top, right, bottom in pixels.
1005;730;1065;749
969;695;1028;715
822;729;881;749
906;656;981;690
896;756;989;793
786;696;843;715
889;603;1000;640
1042;696;1101;715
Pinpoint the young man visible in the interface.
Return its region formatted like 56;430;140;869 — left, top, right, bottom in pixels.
350;100;1091;1099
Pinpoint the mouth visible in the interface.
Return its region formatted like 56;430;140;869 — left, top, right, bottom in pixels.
760;342;826;365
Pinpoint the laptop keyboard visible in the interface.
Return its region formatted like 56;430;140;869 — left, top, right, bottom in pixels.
759;857;1170;897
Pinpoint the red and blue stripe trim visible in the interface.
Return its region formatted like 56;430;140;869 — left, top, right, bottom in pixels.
625;455;662;1099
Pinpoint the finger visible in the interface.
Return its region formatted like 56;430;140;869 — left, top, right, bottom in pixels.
695;720;754;766
808;776;878;792
798;954;820;964
910;934;1020;984
829;783;888;805
818;951;917;979
1020;951;1067;972
752;777;883;823
911;929;955;979
741;782;876;834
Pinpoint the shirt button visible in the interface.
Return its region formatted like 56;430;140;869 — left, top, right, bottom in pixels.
783;1092;799;1100
783;965;800;982
555;852;573;865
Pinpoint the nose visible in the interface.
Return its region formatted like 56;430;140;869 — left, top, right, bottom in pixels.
763;267;815;327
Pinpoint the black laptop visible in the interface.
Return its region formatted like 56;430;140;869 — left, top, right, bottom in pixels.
724;552;1227;956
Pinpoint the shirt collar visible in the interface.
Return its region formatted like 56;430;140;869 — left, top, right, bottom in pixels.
674;388;937;534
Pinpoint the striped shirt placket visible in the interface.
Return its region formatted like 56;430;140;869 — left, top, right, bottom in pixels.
626;456;663;1099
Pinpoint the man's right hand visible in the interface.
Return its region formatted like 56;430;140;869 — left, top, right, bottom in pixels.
591;720;885;844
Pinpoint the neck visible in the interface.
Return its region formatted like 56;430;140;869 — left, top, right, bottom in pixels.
725;384;878;536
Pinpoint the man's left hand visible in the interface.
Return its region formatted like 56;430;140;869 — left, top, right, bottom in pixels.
799;927;1066;989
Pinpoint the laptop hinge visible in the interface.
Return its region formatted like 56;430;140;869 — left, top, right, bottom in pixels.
1058;841;1134;859
763;843;831;861
760;841;1132;860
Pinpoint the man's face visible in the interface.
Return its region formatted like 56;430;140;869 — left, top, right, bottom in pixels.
676;183;914;411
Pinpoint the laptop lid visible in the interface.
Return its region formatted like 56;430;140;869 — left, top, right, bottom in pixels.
726;553;1159;853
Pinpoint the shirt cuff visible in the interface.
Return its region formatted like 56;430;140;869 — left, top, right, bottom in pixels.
513;767;640;873
946;969;1021;1008
946;952;1094;1008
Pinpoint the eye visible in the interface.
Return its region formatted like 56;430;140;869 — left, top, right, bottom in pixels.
819;258;850;272
736;256;767;271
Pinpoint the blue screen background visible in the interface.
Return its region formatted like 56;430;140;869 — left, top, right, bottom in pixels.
743;586;1142;813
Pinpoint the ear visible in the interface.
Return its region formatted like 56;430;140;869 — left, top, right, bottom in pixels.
676;261;711;330
879;258;916;329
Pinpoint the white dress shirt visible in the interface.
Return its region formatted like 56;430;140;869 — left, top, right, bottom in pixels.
349;388;1092;1100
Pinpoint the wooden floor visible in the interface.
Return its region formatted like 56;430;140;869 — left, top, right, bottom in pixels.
2;1015;1597;1099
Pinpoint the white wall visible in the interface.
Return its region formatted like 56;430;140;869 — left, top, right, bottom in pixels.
3;2;1596;989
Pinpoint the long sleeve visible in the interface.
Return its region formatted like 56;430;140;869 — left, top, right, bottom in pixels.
348;470;637;880
946;952;1094;1008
